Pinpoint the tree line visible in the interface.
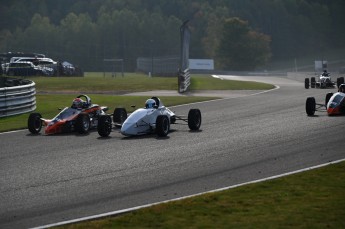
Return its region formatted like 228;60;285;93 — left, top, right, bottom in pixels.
1;0;344;71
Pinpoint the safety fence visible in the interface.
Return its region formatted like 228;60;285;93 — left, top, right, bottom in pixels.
0;77;36;117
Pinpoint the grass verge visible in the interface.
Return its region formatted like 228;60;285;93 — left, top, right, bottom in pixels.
21;73;274;92
56;161;345;229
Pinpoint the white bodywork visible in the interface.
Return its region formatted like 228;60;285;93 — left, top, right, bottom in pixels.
316;73;335;88
319;74;331;84
120;99;175;136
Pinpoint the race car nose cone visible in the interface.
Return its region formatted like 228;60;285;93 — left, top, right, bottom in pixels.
327;106;340;115
120;122;136;136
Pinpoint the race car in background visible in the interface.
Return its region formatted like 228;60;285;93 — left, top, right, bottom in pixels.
305;84;345;116
304;70;343;89
27;94;122;135
97;97;202;137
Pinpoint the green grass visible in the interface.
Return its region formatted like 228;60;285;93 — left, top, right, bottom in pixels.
23;73;274;93
56;161;345;229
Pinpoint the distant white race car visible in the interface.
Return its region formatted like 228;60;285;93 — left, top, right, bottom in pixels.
304;71;344;89
97;97;201;137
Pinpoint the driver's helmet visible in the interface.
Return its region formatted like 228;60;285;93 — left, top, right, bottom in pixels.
322;70;328;76
145;99;156;108
339;84;345;93
72;98;84;109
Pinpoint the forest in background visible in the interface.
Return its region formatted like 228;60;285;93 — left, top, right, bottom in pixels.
1;0;344;72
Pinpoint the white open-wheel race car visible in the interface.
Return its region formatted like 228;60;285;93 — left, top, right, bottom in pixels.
305;85;345;116
304;71;344;89
97;97;202;137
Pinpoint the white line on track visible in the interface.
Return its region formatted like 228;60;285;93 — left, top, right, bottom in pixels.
0;129;26;135
31;158;345;229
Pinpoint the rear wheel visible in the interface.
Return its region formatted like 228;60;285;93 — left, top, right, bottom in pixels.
28;113;42;134
98;115;112;137
75;113;90;134
306;97;316;116
188;109;202;130
113;108;127;124
311;77;316;88
304;78;309;89
156;115;170;137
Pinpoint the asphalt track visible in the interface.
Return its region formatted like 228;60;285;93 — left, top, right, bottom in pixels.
1;75;344;229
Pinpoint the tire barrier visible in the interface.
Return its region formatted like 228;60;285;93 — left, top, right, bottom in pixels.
0;77;36;117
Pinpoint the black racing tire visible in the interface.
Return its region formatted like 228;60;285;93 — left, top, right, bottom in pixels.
306;97;316;116
75;112;90;134
304;78;309;89
188;109;202;130
336;77;344;88
337;78;341;88
28;113;42;134
311;77;316;88
97;115;112;137
325;92;333;107
156;115;170;137
113;108;127;124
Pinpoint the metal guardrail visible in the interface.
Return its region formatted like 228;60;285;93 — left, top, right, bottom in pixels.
0;77;36;117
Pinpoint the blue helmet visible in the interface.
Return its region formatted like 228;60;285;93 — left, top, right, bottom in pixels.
145;99;156;108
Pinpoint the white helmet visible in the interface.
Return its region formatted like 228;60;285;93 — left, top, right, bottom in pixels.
145;99;156;108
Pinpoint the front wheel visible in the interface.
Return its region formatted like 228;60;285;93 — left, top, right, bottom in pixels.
28;113;42;134
188;109;202;130
98;115;112;137
75;113;90;134
325;92;333;107
306;97;316;116
156;115;170;137
338;77;345;88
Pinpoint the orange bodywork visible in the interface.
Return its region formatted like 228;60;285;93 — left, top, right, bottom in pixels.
327;107;341;115
43;113;78;135
42;106;102;134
